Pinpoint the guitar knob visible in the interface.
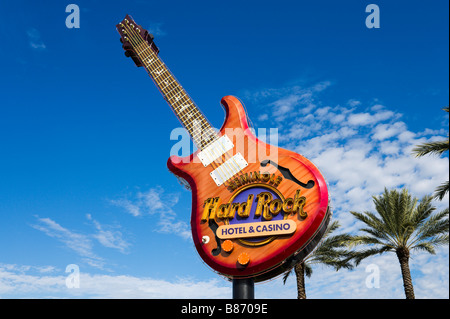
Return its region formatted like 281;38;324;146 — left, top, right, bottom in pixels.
202;236;210;244
237;252;250;266
221;240;234;253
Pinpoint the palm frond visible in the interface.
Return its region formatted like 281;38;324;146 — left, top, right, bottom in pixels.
308;221;355;271
304;263;313;278
282;263;314;284
359;227;395;245
411;242;436;254
372;189;403;241
350;186;448;299
350;210;386;235
282;219;355;286
325;220;341;234
282;268;292;284
409;208;449;249
366;188;420;246
411;234;449;254
412;139;449;157
434;181;449;201
410;195;434;226
350;188;449;266
347;234;391;248
352;246;393;266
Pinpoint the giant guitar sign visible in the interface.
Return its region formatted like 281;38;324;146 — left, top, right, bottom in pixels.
117;15;330;281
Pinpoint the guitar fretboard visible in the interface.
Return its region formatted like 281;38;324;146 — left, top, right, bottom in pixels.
128;37;218;150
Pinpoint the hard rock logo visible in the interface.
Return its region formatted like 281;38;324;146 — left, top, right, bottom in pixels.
201;172;308;246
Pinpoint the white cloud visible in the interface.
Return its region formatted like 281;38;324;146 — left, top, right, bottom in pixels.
372;122;407;140
31;215;131;269
371;104;385;111
347;113;372;126
23;81;444;299
257;113;268;121
0;263;230;298
243;81;332;122
110;188;166;217
110;187;191;240
145;22;166;37
31;217;105;269
87;214;130;253
1;244;447;299
27;28;46;51
253;82;448;222
247;81;449;298
108;198;141;217
255;84;449;213
347;110;395;126
347;99;361;107
270;246;448;299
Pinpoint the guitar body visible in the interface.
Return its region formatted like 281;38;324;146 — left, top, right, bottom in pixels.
168;96;330;281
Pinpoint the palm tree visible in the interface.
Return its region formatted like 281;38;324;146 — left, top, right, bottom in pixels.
349;188;449;299
412;107;449;200
282;220;354;299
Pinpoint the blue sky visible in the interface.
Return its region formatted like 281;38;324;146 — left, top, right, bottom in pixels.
0;0;448;298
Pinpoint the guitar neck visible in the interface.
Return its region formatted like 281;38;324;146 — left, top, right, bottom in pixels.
132;40;217;150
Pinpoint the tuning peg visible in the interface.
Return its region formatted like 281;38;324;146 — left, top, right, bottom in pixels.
143;31;154;42
131;56;143;67
123;50;143;67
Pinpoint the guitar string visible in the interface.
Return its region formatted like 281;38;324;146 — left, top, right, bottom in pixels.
121;20;219;148
124;24;212;148
123;23;208;147
122;24;226;160
124;23;244;185
121;24;203;148
122;23;239;185
130;30;219;152
121;22;233;184
122;22;244;185
145;49;243;178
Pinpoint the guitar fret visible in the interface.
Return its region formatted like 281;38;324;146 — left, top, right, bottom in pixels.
133;41;217;150
153;72;166;79
168;92;187;102
140;47;152;56
162;80;176;89
163;84;179;96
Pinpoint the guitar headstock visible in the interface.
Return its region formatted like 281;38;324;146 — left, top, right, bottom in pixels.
116;14;159;67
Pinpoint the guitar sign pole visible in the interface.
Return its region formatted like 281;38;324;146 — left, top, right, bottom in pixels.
232;278;254;299
117;15;331;298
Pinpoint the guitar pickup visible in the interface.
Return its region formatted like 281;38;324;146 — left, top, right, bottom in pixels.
197;135;234;167
210;153;248;186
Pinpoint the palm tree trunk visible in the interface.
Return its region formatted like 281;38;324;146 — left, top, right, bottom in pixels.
294;262;307;299
396;248;415;299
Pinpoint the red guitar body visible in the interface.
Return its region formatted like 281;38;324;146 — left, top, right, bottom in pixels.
168;96;330;281
117;15;330;281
